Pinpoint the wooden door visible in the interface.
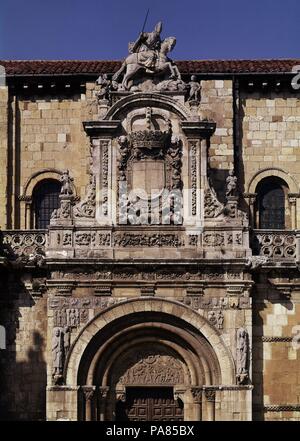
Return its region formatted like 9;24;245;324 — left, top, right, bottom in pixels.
116;387;184;421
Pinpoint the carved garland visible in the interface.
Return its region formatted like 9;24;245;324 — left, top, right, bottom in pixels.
102;140;109;216
190;142;197;216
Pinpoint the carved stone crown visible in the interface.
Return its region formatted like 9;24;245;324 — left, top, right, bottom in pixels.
129;130;170;149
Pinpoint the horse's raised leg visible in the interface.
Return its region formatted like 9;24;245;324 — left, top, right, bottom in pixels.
112;62;126;82
122;65;141;90
173;65;181;80
166;62;176;79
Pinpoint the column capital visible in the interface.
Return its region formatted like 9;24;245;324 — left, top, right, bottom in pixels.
82;385;96;401
190;387;202;403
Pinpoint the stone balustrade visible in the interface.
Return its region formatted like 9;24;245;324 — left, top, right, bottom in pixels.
1;229;47;260
252;229;298;260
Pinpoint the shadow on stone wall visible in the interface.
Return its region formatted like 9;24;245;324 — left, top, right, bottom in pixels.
0;276;47;421
252;274;293;421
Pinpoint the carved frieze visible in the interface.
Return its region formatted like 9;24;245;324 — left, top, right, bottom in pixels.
113;233;184;247
49;296;126;310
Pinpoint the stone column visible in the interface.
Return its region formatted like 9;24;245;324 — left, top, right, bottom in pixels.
288;194;298;229
181;121;216;231
244;193;257;228
203;388;215;421
82;386;96;421
190;387;202;421
83;120;121;227
97;387;109;421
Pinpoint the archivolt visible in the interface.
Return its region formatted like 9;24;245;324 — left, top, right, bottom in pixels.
65;298;235;386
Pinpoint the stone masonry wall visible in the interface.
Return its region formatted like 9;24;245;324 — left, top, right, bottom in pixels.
0;285;47;420
253;281;300;421
201;79;234;198
5;91;91;228
241;90;300;225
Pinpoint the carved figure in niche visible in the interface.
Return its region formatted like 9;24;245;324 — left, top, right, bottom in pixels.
187;75;201;102
236;327;249;384
226;169;238;198
217;311;224;329
60;170;74;196
68;309;79;327
52;328;64;376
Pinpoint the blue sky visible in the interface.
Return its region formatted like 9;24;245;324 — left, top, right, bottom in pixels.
0;0;299;60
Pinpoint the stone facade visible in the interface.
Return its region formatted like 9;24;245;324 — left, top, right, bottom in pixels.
0;32;300;421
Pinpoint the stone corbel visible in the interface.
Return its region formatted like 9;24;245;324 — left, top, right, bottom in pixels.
94;285;112;296
55;283;76;296
141;285;156;296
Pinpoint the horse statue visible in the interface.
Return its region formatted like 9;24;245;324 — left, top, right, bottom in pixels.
113;37;181;91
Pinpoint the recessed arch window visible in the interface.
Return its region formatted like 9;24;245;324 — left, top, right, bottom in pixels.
32;179;61;229
256;177;288;229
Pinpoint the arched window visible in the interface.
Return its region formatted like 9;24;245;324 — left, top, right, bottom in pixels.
32;180;61;229
256;177;287;229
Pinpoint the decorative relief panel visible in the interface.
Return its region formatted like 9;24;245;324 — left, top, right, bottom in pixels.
101;140;109;216
115;349;186;386
113;233;184;247
190;141;197;216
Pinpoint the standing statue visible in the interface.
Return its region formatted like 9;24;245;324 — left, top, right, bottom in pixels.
60;170;74;196
187;75;201;102
226;169;238;197
113;21;181;91
52;328;64;377
96;73;111;101
236;327;249;384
